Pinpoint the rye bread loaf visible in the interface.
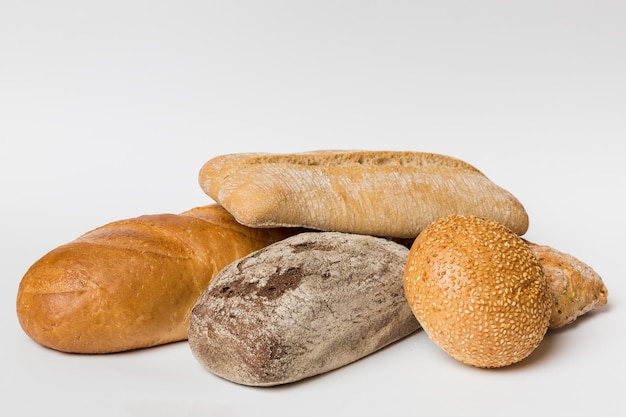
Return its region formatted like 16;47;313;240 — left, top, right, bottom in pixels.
198;150;529;238
188;231;420;386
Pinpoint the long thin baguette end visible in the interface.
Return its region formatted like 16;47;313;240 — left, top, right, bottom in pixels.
527;242;608;329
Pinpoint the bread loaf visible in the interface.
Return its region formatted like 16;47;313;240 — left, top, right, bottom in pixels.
198;150;529;238
16;205;299;353
188;232;420;386
526;242;608;329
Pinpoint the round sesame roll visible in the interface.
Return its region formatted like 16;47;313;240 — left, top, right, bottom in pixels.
403;215;552;368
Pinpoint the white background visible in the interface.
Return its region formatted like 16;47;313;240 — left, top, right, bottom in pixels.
1;1;624;416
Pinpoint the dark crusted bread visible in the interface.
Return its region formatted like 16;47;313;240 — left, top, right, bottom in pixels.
188;231;420;386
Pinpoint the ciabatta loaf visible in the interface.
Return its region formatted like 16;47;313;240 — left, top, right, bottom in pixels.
199;150;529;238
16;205;298;353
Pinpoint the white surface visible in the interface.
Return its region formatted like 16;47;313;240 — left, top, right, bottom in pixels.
1;1;624;416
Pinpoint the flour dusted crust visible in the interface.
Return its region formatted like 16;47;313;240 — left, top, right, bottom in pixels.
188;231;420;386
198;150;529;238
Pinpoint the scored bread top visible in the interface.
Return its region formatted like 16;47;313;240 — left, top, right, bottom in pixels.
15;205;299;353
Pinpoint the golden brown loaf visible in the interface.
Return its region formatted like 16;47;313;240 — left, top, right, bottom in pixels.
404;215;552;368
198;150;530;239
527;242;608;329
16;205;298;354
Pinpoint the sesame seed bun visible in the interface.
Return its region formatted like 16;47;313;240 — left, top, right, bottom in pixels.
403;215;552;368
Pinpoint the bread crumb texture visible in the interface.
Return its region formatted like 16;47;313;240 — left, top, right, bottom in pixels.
404;215;552;368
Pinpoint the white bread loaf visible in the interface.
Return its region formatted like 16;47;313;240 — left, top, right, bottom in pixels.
16;205;299;353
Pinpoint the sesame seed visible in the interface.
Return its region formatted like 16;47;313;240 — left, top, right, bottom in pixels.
403;215;552;368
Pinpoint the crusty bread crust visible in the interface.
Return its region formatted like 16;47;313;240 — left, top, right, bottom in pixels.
403;215;551;368
526;241;608;329
189;232;419;386
199;150;529;238
16;205;297;353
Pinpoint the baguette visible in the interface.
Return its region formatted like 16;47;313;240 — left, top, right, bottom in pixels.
526;242;608;329
198;150;530;238
188;232;419;386
16;205;299;353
